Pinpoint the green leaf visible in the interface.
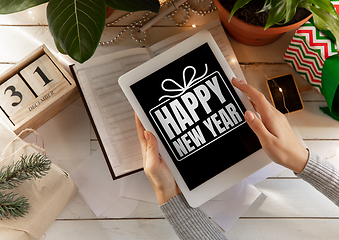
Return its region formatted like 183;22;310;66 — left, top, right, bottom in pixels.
54;39;67;55
0;0;48;14
105;0;160;13
47;0;106;63
265;0;287;29
309;5;339;46
285;0;299;23
308;0;339;19
229;0;252;22
257;0;273;13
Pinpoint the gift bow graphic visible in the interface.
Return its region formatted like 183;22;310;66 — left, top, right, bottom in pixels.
159;64;208;102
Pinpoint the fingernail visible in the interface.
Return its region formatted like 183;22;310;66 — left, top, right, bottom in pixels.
232;78;245;84
144;131;150;141
245;111;255;121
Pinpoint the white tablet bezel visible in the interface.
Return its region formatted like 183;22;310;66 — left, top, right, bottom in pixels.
119;30;271;207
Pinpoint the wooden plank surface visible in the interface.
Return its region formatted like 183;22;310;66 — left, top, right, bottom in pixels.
226;219;339;240
1;4;339;240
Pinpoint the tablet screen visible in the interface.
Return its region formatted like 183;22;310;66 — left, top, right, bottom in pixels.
131;43;261;190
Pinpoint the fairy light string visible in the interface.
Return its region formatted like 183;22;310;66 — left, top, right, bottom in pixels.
263;71;290;114
99;0;216;45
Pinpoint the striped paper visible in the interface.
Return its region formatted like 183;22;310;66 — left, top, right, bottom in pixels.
284;21;338;92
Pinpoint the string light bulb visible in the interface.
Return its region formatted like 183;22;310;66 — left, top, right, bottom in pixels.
263;71;289;114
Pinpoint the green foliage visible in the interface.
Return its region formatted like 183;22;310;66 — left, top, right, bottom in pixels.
305;3;339;47
0;153;51;220
229;0;339;45
229;0;252;21
0;153;51;190
0;192;29;220
0;0;48;14
0;0;160;63
46;0;107;64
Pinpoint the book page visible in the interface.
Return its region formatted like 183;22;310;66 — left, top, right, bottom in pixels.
149;19;246;81
74;48;151;177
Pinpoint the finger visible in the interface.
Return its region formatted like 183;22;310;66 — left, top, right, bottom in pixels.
244;110;273;146
248;98;260;114
144;131;160;171
232;78;274;118
135;113;147;159
232;78;271;108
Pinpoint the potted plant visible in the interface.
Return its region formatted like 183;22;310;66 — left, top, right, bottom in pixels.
0;0;160;63
213;0;339;46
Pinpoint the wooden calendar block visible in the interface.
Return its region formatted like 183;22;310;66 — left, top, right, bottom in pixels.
0;45;79;137
0;74;36;122
20;54;66;96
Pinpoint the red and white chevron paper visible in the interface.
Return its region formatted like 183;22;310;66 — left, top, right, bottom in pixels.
284;2;339;92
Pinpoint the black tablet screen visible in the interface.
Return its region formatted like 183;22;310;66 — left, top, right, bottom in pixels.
131;43;261;190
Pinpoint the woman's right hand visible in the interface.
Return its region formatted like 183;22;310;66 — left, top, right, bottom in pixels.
232;78;309;174
135;113;181;205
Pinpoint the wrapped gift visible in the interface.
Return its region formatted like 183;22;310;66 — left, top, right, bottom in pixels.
0;124;78;240
284;20;337;92
284;3;339;120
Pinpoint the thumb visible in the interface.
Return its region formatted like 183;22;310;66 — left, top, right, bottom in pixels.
144;131;160;165
244;111;271;143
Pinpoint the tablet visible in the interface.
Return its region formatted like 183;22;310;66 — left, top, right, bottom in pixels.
118;30;271;207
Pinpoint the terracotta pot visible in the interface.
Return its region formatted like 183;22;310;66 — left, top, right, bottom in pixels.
213;0;312;46
106;7;114;19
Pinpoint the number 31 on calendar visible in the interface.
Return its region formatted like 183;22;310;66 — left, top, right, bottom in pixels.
0;54;72;126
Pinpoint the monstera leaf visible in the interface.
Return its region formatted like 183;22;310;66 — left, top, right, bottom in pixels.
47;0;106;63
0;0;48;14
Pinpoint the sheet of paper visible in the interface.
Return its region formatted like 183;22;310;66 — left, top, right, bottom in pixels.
70;149;122;217
24;98;91;166
200;180;261;232
120;171;158;204
74;48;151;177
100;197;139;218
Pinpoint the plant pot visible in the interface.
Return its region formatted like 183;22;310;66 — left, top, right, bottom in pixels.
213;0;312;46
106;7;114;19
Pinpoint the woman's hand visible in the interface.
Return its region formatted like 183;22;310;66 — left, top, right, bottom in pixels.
232;78;309;174
135;113;181;205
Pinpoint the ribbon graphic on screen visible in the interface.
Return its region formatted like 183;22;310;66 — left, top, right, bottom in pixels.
159;64;208;101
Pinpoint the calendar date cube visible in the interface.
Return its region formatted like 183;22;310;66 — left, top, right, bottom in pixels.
0;45;79;137
0;75;36;123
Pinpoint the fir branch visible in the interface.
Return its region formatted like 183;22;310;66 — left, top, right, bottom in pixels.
0;153;51;190
0;191;29;220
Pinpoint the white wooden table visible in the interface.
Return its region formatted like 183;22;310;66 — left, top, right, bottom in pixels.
1;3;339;239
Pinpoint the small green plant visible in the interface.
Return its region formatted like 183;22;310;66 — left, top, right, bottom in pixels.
229;0;339;46
0;153;51;220
0;0;160;63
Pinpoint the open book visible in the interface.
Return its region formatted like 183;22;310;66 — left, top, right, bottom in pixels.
72;19;247;179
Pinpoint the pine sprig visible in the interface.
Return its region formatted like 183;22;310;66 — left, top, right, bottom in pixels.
0;153;51;190
0;191;30;220
0;153;51;220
